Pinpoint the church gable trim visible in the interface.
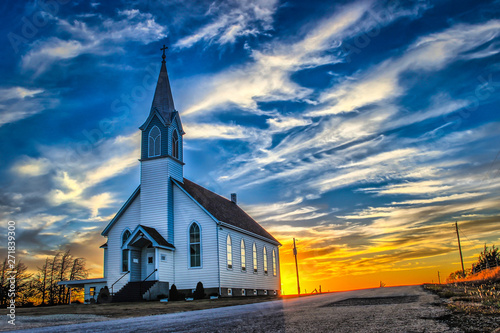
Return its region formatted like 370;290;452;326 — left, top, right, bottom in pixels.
102;186;140;236
122;225;175;251
170;111;185;135
139;109;168;131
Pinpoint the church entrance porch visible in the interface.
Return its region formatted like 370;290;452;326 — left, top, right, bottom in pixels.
127;237;157;282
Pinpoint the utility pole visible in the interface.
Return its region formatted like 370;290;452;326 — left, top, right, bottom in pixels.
455;221;465;275
438;271;441;284
293;238;300;296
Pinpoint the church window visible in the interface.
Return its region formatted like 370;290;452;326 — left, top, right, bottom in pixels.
121;230;131;272
148;126;161;157
240;239;246;271
122;230;131;245
263;246;268;275
273;249;277;276
253;243;257;273
172;129;179;159
226;234;232;269
189;223;201;268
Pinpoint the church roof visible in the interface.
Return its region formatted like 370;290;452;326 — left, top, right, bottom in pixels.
139;225;175;249
176;178;281;245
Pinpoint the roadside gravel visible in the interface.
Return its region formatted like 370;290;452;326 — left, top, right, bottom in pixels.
5;285;460;332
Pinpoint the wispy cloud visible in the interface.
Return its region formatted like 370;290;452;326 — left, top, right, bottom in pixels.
22;10;167;75
12;132;140;216
174;0;278;49
0;86;56;126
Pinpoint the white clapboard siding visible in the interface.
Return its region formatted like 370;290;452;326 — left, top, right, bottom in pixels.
140;159;170;237
158;250;174;282
106;194;141;292
219;228;280;291
173;185;219;290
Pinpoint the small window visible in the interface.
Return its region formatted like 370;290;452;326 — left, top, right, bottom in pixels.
253;243;257;273
227;234;233;269
227;288;232;296
148;256;153;264
148;126;161;157
263;246;268;275
160;254;167;262
89;287;95;296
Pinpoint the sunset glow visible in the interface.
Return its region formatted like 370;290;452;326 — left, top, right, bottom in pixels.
1;0;499;296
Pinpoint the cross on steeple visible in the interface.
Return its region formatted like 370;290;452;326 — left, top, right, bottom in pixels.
160;45;168;63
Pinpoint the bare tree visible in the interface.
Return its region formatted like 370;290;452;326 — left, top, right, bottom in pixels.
47;252;61;305
64;257;88;303
0;258;7;306
58;250;72;304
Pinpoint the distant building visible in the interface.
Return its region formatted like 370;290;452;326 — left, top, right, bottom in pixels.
59;48;281;302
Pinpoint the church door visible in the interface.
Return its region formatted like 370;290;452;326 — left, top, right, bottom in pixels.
145;249;156;281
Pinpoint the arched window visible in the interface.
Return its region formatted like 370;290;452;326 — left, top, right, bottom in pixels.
253;243;257;273
122;230;131;272
148;126;161;157
226;234;232;269
172;129;179;159
263;246;268;275
189;223;201;268
240;239;246;271
273;249;277;276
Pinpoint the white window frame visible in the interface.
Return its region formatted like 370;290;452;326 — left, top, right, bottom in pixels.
148;125;161;157
121;229;131;272
172;129;179;159
188;222;202;268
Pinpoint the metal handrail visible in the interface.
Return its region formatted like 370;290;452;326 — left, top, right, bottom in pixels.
140;269;158;297
111;271;130;295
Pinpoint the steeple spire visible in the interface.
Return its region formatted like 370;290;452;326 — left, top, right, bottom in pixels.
151;45;175;121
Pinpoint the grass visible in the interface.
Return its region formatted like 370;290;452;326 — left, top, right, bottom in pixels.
15;296;281;319
424;281;500;315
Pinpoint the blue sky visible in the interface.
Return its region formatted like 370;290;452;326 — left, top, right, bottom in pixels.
1;0;500;291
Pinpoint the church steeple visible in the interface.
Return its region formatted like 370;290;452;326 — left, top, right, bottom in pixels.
150;45;175;122
139;45;184;165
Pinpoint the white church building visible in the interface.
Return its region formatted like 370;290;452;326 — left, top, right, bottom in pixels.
60;48;281;302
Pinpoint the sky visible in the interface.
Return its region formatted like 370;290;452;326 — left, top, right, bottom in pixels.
1;0;500;294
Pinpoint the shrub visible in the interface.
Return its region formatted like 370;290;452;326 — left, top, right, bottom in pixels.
169;284;180;301
193;281;205;300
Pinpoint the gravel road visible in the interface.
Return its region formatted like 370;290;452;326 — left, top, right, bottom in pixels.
6;285;459;332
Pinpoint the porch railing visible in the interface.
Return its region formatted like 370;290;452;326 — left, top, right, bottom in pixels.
111;270;130;295
140;268;158;297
